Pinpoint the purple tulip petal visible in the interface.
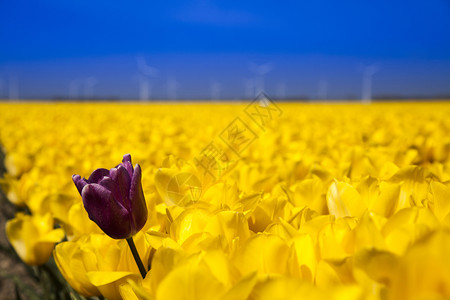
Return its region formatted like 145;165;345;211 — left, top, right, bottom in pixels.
82;184;132;239
121;154;134;178
88;168;110;184
98;176;114;191
72;175;88;195
129;164;148;232
110;166;132;210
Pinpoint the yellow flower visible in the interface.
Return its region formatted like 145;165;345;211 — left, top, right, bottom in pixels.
169;208;251;253
382;207;439;255
0;173;34;206
53;236;100;297
4;102;450;299
389;230;450;300
155;252;228;300
6;212;64;265
4;152;33;177
55;232;151;300
233;233;290;276
248;276;326;300
122;247;256;300
327;180;366;219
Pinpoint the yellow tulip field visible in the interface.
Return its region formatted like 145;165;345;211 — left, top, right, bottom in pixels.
1;100;450;300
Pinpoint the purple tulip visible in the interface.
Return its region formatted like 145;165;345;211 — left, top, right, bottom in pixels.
72;154;148;239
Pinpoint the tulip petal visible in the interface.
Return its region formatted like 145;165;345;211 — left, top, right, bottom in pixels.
121;154;134;179
88;168;110;184
110;166;132;208
233;233;290;275
72;175;88;195
98;176;114;191
129;164;148;233
156;263;226;300
6;213;62;266
87;271;137;286
82;184;132;239
54;241;100;297
221;272;257;300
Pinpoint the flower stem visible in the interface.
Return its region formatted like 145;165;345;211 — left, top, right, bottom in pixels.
126;237;147;279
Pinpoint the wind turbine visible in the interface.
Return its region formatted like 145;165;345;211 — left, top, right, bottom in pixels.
8;75;19;100
361;64;379;104
276;82;287;99
249;62;272;95
136;55;158;101
244;78;255;99
84;77;98;100
210;81;222;101
318;79;328;100
167;76;179;100
69;79;80;99
0;77;4;99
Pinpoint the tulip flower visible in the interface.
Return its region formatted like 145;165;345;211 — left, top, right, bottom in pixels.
6;212;64;266
72;154;147;239
55;232;151;300
72;154;148;278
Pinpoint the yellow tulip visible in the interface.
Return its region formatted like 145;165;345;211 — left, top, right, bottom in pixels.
0;175;26;206
327;180;367;219
54;236;100;297
55;232;150;300
169;208;214;246
168;207;250;252
155;254;227;300
389;166;429;211
318;217;356;261
287;234;317;282
119;278;153;300
429;181;450;222
354;248;398;286
351;212;387;251
291;177;327;214
4;152;33;177
382;207;439;255
126;247;246;300
247;194;288;232
249;276;326;300
233;233;290;276
6;212;64;265
389;230;450;300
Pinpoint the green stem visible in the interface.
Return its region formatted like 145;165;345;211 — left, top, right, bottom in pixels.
126;237;147;279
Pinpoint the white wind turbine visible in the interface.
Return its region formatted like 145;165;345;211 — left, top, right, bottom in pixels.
276;82;287;99
210;81;222;101
69;79;80;99
84;77;98;100
249;62;272;95
0;77;4;99
244;78;255;99
136;55;158;101
167;76;179;100
361;64;379;104
318;79;328;100
8;75;19;100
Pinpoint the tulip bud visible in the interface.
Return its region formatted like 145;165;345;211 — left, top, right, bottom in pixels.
72;154;147;239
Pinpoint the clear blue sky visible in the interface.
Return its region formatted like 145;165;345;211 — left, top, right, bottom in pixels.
1;0;449;100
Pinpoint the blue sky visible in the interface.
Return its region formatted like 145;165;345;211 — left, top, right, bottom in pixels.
0;0;449;100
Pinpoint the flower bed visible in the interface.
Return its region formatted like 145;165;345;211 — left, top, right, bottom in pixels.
1;101;450;299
